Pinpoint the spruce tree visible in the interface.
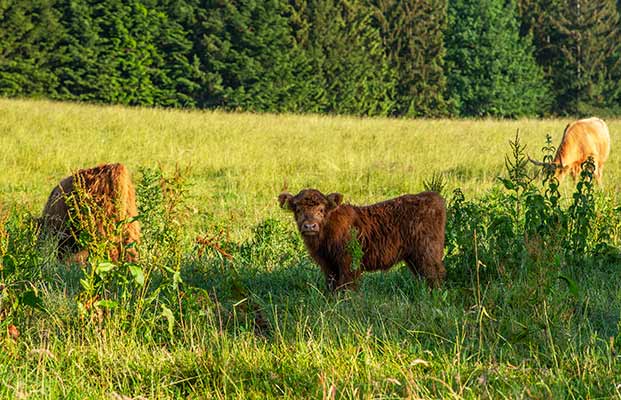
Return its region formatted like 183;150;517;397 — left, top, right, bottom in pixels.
552;0;621;114
517;0;563;68
0;0;62;97
150;0;201;107
186;0;305;112
292;0;396;116
94;0;158;105
368;0;449;117
51;0;103;102
445;0;548;117
52;0;198;106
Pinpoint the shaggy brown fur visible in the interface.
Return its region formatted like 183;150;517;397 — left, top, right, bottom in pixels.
529;117;611;183
41;163;140;263
279;189;446;290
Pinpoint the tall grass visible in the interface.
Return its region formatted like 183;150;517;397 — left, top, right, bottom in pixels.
3;98;621;238
1;98;620;398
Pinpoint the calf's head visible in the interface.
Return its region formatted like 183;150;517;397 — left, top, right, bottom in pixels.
278;189;343;236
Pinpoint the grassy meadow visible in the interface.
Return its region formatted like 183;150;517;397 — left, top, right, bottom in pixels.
1;98;621;398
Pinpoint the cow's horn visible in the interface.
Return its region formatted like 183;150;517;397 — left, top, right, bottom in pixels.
527;155;547;167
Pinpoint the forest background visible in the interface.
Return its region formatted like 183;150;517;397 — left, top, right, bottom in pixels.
2;0;621;118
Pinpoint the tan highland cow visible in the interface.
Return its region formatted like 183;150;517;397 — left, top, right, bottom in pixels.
279;189;446;290
529;117;611;183
41;163;140;263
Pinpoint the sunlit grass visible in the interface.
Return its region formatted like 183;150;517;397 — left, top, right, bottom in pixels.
3;98;620;238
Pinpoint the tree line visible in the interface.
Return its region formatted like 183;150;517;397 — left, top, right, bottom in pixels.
1;0;620;118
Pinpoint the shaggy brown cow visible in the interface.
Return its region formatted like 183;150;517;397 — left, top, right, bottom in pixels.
529;117;611;183
40;163;140;263
279;189;446;290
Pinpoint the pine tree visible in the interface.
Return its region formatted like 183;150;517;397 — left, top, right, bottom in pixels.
51;0;103;102
150;0;201;107
0;0;62;97
186;0;305;112
368;0;448;117
445;0;548;117
292;0;396;116
552;0;621;114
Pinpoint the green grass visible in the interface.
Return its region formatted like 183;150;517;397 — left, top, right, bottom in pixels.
4;98;621;237
1;98;621;399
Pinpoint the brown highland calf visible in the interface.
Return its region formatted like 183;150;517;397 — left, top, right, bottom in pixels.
279;189;446;290
529;117;611;183
41;163;140;263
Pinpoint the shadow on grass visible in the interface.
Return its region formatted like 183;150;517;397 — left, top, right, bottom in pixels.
180;255;465;348
38;238;621;358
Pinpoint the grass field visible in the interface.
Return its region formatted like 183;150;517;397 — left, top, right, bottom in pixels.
4;98;621;237
1;98;621;398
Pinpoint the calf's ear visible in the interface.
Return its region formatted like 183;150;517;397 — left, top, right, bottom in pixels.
326;192;343;209
278;192;294;210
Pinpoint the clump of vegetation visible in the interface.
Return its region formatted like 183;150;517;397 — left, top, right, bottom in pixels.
423;172;447;197
446;131;613;281
346;227;364;273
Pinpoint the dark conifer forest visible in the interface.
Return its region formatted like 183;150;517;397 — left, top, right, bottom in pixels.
1;0;620;117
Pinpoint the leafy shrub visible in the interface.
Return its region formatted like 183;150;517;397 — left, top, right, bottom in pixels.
446;130;610;287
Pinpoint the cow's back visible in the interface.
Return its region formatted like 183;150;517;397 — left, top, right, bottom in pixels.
557;117;610;166
358;192;445;233
352;191;445;270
